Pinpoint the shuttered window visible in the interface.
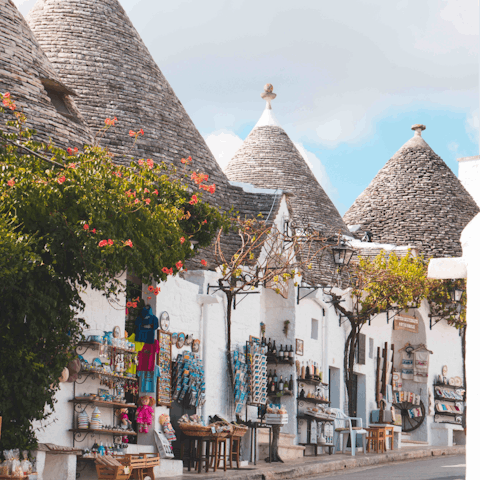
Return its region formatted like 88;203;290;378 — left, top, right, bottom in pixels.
358;333;366;365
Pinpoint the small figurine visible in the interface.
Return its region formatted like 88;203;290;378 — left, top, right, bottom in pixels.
136;396;155;433
116;408;132;431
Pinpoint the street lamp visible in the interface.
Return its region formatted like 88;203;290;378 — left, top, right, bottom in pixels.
450;284;464;303
332;240;355;268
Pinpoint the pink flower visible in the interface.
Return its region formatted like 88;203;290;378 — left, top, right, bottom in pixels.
134;199;140;204
144;188;149;194
208;184;216;194
146;159;154;169
139;129;144;136
138;159;144;166
176;261;183;270
91;228;96;234
201;259;207;266
189;195;198;205
202;219;207;224
67;148;73;155
83;224;89;230
108;239;114;246
57;176;66;184
4;93;10;99
68;163;76;169
124;239;133;248
181;158;187;164
129;130;136;137
132;302;138;308
180;237;185;244
145;198;151;205
153;189;158;195
98;240;108;247
7;179;14;187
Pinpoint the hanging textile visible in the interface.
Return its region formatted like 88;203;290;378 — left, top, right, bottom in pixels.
413;350;429;383
401;351;414;380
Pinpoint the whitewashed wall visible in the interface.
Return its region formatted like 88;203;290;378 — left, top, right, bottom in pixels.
458;155;480;207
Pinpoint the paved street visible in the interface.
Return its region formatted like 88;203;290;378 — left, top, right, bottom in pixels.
308;454;466;479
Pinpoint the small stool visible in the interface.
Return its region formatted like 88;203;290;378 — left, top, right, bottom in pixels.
229;435;241;469
384;426;394;451
210;437;227;472
366;427;382;453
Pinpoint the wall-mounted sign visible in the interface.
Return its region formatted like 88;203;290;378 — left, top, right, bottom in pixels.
393;314;419;333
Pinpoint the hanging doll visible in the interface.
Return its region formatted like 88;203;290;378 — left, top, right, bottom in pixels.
136;396;155;433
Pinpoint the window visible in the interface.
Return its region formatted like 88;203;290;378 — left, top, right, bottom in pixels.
40;78;80;123
46;89;72;116
311;318;319;340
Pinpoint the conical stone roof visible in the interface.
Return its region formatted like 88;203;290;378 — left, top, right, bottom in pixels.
27;0;234;211
343;125;479;258
26;0;280;269
0;0;93;148
226;85;351;284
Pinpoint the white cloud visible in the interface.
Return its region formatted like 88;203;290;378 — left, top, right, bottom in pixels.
466;110;479;145
204;130;243;171
440;0;478;36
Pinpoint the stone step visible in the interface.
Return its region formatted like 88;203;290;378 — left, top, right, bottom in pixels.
258;443;305;461
402;440;429;445
257;429;296;447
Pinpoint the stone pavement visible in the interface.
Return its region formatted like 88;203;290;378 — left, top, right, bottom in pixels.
168;445;466;480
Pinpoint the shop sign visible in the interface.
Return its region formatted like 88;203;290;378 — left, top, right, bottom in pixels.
393;314;419;333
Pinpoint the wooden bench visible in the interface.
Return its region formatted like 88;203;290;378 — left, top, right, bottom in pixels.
95;456;131;480
123;453;160;480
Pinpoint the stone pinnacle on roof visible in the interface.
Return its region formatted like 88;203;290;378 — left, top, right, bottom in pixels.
225;84;351;284
0;0;93;149
261;83;276;109
343;125;479;258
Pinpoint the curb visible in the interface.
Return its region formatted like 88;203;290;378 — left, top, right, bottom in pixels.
263;446;466;480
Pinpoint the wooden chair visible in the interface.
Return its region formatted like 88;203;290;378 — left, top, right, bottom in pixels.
228;435;241;469
209;437;227;472
95;456;131;480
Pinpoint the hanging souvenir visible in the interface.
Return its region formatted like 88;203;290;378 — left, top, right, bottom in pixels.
159;311;170;332
134;306;159;344
192;339;200;353
176;332;185;349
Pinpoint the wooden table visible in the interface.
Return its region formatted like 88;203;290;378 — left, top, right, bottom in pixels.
370;424;402;449
366;425;395;452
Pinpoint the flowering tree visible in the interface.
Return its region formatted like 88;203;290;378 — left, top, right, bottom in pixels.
328;250;466;418
0;94;226;450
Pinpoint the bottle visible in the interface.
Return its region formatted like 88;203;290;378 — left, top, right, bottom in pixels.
289;374;294;392
300;387;305;398
273;369;278;385
270;378;276;393
278;375;284;391
278;344;284;360
284;378;289;392
289;345;294;359
267;338;272;352
98;442;105;457
301;362;306;379
272;340;277;355
306;362;311;379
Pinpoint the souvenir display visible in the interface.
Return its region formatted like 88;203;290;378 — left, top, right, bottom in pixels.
184;334;193;346
136;396;155;433
172;352;205;408
412;345;432;383
176;332;185;349
116;408;132;430
137;339;159;372
433;378;465;425
245;340;267;405
157;331;172;407
135;306;159;344
77;410;89;429
138;364;161;393
192;339;200;353
232;349;249;415
393;391;421;405
90;407;102;429
159;311;170;332
113;326;121;338
264;405;288;424
159;414;177;443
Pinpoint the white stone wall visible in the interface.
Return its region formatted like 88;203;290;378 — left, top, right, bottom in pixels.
458;155;480;207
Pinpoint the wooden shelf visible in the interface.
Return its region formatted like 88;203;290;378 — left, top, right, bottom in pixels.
297;397;330;405
434;382;465;389
434;411;463;417
297;378;327;387
70;397;137;409
266;354;294;366
79;369;138;381
297;414;334;422
70;428;137;436
434;395;463;403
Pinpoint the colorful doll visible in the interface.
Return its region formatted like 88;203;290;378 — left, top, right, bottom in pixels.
116;408;132;430
136;396;155;433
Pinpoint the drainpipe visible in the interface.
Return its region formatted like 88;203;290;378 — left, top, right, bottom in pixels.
197;294;221;422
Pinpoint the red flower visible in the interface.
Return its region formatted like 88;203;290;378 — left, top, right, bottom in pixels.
134;296;140;302
148;285;154;292
134;199;140;204
68;163;76;169
67;148;73;155
145;198;151;205
181;158;187;164
188;156;192;161
126;301;133;308
147;296;152;300
202;219;207;224
176;260;183;270
154;287;160;295
201;259;207;266
129;130;136;137
139;129;144;136
4;93;10;99
162;267;169;274
144;188;149;193
98;240;108;247
107;239;114;246
83;224;89;230
7;179;14;187
138;159;144;166
132;302;138;308
146;159;154;169
91;228;96;234
208;184;216;194
153;189;158;195
113;171;122;177
189;195;198;205
180;237;185;244
168;268;173;275
124;239;133;248
57;176;66;184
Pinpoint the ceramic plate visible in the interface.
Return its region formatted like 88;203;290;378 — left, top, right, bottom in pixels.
454;376;462;386
176;332;185;349
449;378;455;386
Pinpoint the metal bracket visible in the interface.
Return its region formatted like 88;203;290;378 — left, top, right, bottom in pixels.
207;283;259;309
297;285;331;304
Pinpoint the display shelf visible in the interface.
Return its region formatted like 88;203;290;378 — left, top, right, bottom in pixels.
266;353;294;366
297;396;330;405
433;411;463;418
296;378;326;386
267;390;293;398
70;397;137;409
434;395;463;403
77;341;136;354
70;428;137;436
434;382;465;389
79;369;137;382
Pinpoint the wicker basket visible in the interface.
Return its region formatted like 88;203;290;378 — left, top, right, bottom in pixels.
231;425;248;437
178;423;212;437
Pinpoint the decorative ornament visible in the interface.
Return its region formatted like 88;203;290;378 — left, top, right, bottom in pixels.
113;326;121;338
160;311;170;332
176;333;185;349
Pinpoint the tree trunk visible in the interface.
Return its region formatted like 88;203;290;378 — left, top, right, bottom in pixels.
343;323;359;418
225;293;234;389
268;425;283;462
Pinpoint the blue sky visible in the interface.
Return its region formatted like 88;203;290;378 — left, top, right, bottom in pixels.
16;0;479;215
